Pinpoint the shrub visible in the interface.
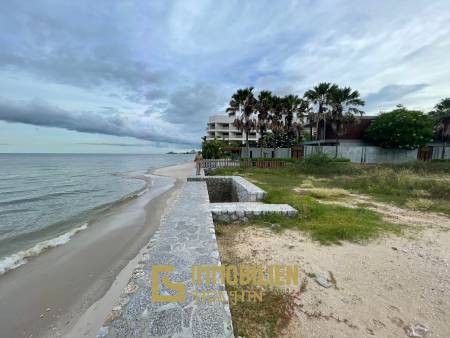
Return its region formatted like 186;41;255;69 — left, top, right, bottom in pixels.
405;198;434;211
306;188;350;199
202;139;223;159
366;107;434;149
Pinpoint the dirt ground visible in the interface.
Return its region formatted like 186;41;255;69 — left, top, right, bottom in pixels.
218;218;450;337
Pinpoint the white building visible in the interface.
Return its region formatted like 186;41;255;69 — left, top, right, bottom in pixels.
205;115;259;144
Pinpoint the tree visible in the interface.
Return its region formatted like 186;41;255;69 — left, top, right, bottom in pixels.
202;139;223;159
327;85;365;157
366;107;434;150
429;98;450;159
290;98;310;144
304;82;332;143
255;90;273;156
226;88;257;154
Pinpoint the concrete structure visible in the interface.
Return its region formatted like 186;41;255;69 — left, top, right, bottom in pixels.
429;144;450;160
188;176;267;202
304;141;419;164
205;114;302;145
210;202;297;223
188;176;297;223
240;147;291;159
100;181;234;338
206;115;259;144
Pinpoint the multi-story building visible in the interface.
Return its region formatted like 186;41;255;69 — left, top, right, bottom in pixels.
205;115;259;144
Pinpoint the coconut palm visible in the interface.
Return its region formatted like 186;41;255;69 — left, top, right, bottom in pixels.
226;87;257;154
282;94;303;131
430;98;450;159
290;98;311;144
304;82;332;142
327;85;365;157
256;90;273;155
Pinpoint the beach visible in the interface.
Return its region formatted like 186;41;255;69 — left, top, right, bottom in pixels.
0;161;194;338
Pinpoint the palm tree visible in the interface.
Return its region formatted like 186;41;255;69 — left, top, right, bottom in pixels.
327;85;365;157
282;95;309;144
267;95;285;155
226;87;257;155
430;98;450;159
304;82;332;143
283;94;302;131
290;98;311;144
256;90;273;156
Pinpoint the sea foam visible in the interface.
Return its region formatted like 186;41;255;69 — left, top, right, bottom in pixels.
0;223;88;275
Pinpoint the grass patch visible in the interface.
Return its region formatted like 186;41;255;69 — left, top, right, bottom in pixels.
405;198;434;211
227;285;298;338
300;187;350;199
252;193;399;244
217;224;300;338
211;159;450;216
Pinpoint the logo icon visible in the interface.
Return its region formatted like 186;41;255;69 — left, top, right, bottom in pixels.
151;265;186;302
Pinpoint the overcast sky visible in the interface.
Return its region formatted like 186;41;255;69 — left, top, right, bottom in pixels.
0;0;449;153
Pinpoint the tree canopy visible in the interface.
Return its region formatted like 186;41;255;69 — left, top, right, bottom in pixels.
366;107;434;149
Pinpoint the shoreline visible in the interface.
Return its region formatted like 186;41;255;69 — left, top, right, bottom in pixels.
0;161;193;338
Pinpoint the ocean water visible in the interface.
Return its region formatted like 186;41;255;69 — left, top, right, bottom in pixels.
0;153;192;274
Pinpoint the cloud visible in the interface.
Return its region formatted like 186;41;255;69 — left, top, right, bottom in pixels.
0;98;198;146
77;142;151;147
364;84;430;112
1;0;450;149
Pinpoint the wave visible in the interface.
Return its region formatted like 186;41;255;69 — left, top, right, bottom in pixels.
0;223;88;275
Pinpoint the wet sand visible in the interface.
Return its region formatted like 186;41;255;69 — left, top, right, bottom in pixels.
0;162;193;338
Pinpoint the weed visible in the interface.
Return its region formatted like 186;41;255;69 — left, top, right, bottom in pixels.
405;198;434;211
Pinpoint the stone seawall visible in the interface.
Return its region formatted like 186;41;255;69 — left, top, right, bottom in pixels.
187;176;266;202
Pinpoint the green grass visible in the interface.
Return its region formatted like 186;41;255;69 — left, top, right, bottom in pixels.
211;159;450;242
212;158;450;217
212;167;401;244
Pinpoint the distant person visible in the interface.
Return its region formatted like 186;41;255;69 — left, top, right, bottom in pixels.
194;151;203;175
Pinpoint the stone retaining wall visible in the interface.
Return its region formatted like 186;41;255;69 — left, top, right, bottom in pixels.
210;202;297;223
187;176;266;202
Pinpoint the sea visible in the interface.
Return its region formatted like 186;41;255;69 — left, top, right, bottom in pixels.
0;153;192;275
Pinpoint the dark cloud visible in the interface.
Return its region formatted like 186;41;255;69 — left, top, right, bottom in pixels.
364;84;429;111
0;98;198;146
162;83;229;130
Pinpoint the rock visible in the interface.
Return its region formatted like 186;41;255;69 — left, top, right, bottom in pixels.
402;249;408;253
288;245;295;249
39;314;44;318
315;275;333;288
404;323;429;337
391;247;398;251
271;223;281;230
45;308;51;312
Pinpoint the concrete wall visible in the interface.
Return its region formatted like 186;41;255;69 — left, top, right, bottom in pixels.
431;145;450;160
240;147;291;158
187;176;266;202
304;144;418;164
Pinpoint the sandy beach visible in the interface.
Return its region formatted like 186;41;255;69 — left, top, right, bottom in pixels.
0;162;193;338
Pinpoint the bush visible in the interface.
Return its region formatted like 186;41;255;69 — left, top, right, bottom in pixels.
366;107;434;149
303;153;333;165
202;139;223;159
405;198;434;211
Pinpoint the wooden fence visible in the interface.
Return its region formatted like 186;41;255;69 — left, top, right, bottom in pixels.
202;159;287;169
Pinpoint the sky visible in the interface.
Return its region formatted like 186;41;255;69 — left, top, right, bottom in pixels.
0;0;449;153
